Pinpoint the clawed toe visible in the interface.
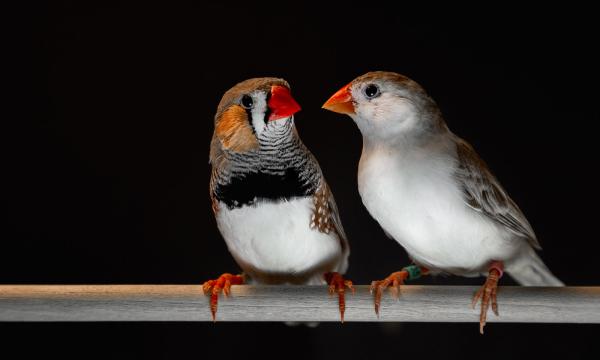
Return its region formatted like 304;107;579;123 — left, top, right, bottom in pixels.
324;272;354;322
472;267;501;334
202;273;244;322
370;271;408;317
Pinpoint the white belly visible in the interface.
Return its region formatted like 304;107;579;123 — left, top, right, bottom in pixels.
358;149;518;275
216;197;344;279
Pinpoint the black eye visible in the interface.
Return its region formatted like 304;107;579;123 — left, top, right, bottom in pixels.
241;95;254;109
364;84;380;99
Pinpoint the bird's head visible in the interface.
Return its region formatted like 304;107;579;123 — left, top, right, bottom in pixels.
322;71;442;144
213;77;301;153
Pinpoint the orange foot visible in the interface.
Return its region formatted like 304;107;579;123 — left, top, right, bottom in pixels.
324;272;354;323
472;261;503;334
370;271;408;317
202;273;244;322
370;265;429;317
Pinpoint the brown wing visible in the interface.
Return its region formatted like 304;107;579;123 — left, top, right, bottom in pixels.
311;180;350;255
209;163;222;215
454;137;541;249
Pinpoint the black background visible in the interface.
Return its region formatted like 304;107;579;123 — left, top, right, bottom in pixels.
4;2;599;359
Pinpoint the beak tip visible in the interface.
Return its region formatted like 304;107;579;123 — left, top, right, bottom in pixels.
322;83;355;115
321;100;355;115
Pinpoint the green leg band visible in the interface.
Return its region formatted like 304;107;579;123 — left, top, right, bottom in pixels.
402;265;422;281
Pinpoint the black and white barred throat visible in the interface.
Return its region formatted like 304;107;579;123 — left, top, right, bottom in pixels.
213;119;321;209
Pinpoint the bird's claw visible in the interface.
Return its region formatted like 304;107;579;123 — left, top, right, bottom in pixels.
202;273;244;322
324;272;354;323
370;270;409;317
471;268;500;334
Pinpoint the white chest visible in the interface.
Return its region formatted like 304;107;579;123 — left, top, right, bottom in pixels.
357;149;514;274
215;197;343;278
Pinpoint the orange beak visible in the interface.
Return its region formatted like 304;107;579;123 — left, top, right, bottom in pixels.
322;83;355;114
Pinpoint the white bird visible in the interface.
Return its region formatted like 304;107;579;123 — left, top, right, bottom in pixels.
205;77;352;322
322;71;563;333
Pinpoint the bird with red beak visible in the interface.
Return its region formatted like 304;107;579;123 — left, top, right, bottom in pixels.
205;78;353;322
323;71;563;333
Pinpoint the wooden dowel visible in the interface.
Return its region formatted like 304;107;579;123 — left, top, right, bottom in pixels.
1;285;599;323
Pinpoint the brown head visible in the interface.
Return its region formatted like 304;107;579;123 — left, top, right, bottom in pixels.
322;71;444;143
212;77;301;154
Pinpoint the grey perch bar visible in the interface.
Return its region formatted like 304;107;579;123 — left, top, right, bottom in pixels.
1;285;599;323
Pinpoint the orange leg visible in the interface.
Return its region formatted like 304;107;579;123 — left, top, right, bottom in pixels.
202;273;244;322
471;261;503;334
370;265;429;317
324;272;354;323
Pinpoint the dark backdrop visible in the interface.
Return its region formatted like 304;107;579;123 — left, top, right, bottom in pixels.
4;2;599;359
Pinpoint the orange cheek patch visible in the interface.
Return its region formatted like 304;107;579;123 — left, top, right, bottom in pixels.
215;105;259;152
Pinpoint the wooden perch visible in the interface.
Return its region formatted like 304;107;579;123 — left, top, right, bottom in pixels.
1;285;599;323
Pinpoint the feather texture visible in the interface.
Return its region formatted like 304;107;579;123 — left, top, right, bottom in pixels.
332;71;560;285
215;105;259;152
454;136;540;250
209;77;349;285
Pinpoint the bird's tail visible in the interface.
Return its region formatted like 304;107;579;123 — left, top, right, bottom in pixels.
507;246;564;286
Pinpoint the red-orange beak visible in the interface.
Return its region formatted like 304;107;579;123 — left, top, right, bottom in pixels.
322;83;355;114
268;85;301;121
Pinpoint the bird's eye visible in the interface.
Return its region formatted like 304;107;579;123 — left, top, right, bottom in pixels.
364;84;380;99
241;95;254;109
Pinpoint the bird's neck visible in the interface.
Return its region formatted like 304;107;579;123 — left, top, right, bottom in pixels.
256;117;295;146
228;123;302;169
363;127;449;152
212;125;321;209
361;125;453;165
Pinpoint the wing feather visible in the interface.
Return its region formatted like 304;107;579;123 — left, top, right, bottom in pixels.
454;137;540;249
311;179;350;272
